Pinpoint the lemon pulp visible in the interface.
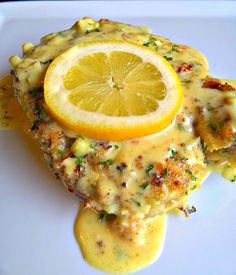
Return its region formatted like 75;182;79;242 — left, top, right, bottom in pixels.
44;41;182;140
65;51;166;116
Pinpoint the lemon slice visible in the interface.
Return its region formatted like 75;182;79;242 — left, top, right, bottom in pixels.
44;41;182;141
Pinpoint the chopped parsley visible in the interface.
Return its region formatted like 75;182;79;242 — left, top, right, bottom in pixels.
191;175;197;181
171;45;179;52
143;41;149;46
200;139;208;153
116;248;127;259
76;156;84;167
98;159;115;166
115;28;124;33
164;55;173;61
185;169;192;175
143;36;162;51
182;79;192;84
30;87;43;97
114;144;120;150
57;149;65;157
99;211;108;222
89;143;95;149
231;175;236;183
140;182;149;190
132;198;141;207
163;167;169;178
218;121;224;129
145;164;154;176
181;157;189;161
35;104;48;121
177;123;185;131
169;149;178;158
143;36;156;46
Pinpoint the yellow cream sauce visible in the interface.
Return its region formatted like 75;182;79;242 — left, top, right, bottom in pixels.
0;74;27;129
75;203;166;274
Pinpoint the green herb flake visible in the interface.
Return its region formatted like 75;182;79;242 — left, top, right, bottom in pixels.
181;157;189;161
191;175;197;181
200;139;208;153
106;159;115;165
90;143;95;149
115;28;123;33
191;184;197;190
145;164;154;176
143;36;161;51
140;182;149;190
170;149;178;158
30;87;43;97
163;167;169;178
114;144;120;150
185;169;192;175
218;121;224;129
209;123;217;132
98;159;115;166
164;55;173;61
182;79;192;84
143;36;155;46
132;198;141;207
57;149;65;157
171;45;179;52
143;41;149;46
35;104;47;121
231;175;236;183
177;123;185;131
76;156;84;167
149;36;156;43
116;248;127;260
99;211;108;222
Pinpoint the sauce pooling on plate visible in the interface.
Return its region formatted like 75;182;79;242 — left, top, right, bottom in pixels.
74;202;166;273
0;75;27;129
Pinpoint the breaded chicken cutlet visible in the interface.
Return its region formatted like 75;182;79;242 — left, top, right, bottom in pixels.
10;18;236;242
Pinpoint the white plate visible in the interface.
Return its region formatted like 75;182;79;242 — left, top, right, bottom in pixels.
0;2;236;275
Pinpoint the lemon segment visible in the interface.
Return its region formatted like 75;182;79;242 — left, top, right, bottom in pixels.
44;41;182;141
